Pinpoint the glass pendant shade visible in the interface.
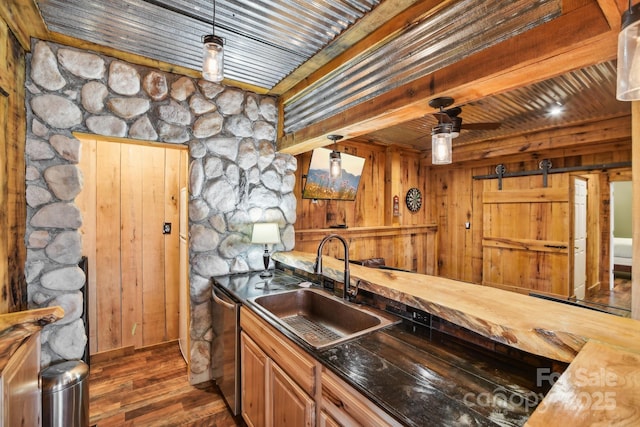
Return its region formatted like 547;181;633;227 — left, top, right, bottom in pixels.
329;151;342;178
203;35;224;83
617;3;640;100
432;125;452;165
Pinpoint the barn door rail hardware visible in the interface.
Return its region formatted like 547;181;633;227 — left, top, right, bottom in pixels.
473;161;631;189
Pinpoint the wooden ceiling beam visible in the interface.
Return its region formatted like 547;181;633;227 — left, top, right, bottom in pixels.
448;114;631;164
0;0;49;51
277;0;619;155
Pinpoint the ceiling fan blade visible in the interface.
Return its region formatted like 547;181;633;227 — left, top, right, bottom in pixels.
432;112;452;123
462;122;502;130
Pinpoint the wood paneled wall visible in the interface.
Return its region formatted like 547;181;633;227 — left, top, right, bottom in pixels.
295;141;429;228
77;137;188;355
295;226;438;275
428;142;632;292
294;140;437;272
295;136;632;295
0;17;27;314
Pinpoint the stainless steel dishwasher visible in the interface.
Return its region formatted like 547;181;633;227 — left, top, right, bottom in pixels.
211;283;240;416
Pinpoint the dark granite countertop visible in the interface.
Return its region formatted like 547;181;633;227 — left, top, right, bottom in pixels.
212;269;552;427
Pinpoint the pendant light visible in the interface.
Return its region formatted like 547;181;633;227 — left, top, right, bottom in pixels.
327;135;343;178
617;0;640;100
429;98;453;165
202;0;224;82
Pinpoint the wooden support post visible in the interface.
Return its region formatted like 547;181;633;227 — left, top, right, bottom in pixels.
385;147;401;226
633;101;640;320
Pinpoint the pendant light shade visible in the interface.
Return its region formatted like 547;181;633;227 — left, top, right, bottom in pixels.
327;135;343;178
329;150;342;178
203;35;224;82
429;97;454;165
431;123;453;165
202;1;224;83
617;2;640;100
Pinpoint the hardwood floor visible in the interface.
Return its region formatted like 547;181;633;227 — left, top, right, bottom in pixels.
89;341;244;426
577;277;632;317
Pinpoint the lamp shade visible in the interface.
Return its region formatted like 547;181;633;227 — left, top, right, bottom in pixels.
432;125;453;165
251;223;281;245
617;3;640;100
203;35;224;83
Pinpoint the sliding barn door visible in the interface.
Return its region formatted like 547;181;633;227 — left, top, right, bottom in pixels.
482;174;570;297
77;137;188;354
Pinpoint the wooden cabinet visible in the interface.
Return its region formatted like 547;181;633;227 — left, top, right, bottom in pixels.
241;306;404;427
240;333;267;427
320;368;401;427
240;307;316;427
270;361;315;426
0;332;41;427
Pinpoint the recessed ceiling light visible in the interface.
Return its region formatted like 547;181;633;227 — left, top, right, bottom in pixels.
548;104;564;116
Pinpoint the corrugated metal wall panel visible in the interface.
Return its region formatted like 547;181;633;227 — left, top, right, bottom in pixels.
283;0;561;133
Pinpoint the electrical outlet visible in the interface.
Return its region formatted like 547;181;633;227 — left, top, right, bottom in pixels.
411;310;430;325
465;222;471;229
163;222;172;234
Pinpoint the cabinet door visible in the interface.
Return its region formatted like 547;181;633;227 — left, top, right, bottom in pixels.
2;333;41;427
319;410;342;427
241;332;267;427
270;362;315;427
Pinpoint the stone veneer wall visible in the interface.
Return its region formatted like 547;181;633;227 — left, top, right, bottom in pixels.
25;40;297;381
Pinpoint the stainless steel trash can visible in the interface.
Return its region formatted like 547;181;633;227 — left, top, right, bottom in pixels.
41;360;89;427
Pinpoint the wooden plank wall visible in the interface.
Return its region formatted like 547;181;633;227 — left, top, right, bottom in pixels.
294;140;437;272
427;143;632;292
0;17;27;313
77;137;187;355
295;226;438;274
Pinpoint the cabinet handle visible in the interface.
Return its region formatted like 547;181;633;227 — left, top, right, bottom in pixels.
212;288;235;310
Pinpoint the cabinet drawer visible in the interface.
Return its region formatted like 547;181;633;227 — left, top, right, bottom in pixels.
321;368;401;427
240;306;317;396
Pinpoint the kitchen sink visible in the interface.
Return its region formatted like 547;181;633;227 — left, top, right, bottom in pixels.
249;288;399;349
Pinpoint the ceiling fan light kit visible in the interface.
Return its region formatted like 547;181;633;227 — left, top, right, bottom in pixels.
617;1;640;100
202;1;224;82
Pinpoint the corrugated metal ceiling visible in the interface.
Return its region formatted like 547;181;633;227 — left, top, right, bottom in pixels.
37;0;381;89
283;0;561;134
34;0;628;155
364;60;630;150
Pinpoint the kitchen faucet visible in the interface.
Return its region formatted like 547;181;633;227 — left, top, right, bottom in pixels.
314;234;351;300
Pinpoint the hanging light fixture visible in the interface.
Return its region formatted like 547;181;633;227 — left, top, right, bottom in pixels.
327;135;343;178
617;0;640;100
202;0;224;82
429;97;454;165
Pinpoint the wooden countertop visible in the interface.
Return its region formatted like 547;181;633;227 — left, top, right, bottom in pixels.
0;306;64;372
273;250;640;425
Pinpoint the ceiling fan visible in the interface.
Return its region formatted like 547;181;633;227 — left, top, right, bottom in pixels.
429;97;501;138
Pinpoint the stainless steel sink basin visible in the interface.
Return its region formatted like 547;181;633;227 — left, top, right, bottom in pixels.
249;288;398;349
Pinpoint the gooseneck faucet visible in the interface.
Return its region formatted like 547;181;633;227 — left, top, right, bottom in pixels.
314;234;350;300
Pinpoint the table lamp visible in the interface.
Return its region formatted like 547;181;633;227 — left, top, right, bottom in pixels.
251;223;281;277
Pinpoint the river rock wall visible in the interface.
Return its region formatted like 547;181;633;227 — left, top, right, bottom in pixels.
25;40;296;381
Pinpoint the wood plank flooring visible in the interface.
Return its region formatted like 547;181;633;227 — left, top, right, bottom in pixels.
89;341;244;426
575;277;632;317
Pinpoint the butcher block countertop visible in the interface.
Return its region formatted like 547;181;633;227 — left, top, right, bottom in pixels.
0;306;64;372
273;251;640;426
